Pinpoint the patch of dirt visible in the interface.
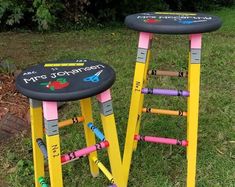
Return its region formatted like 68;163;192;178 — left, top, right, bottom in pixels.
0;179;9;187
0;73;30;142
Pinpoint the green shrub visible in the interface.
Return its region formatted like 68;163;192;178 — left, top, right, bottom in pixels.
0;58;17;74
62;0;92;26
0;0;27;27
0;0;63;30
0;0;234;31
33;0;63;30
87;0;169;22
165;0;235;11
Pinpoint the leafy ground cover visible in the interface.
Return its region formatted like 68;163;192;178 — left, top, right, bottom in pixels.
0;7;234;187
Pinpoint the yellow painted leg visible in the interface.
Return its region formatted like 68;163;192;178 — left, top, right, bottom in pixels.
122;32;152;187
46;134;63;187
132;47;152;151
100;113;123;186
30;99;44;187
97;90;123;186
186;34;202;187
80;98;99;177
43;101;63;187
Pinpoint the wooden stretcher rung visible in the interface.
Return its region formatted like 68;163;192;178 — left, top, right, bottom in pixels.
38;176;49;187
61;141;109;165
88;123;105;141
36;138;48;159
142;108;187;117
58;116;84;128
148;69;188;77
142;88;189;97
135;135;188;147
92;156;115;184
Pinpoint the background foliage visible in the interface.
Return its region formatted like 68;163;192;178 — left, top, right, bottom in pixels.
0;7;234;186
0;0;234;30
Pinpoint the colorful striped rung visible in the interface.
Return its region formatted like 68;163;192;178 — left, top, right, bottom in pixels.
38;177;48;187
142;88;189;97
148;69;188;77
88;122;105;141
61;141;109;165
36;138;48;159
143;108;187;117
92;156;115;184
134;135;188;147
58;116;84;128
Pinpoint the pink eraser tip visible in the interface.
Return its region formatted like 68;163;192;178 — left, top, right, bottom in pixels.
104;140;109;147
183;140;188;147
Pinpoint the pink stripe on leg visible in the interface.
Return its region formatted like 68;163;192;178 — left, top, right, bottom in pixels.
42;101;58;120
138;32;152;49
190;34;202;49
96;89;112;103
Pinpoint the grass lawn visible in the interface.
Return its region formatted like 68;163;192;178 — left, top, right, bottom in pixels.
0;7;234;187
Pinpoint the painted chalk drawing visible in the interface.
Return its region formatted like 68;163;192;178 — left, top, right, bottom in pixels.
40;78;69;91
83;70;103;83
178;20;207;24
144;18;161;24
137;15;212;23
23;64;105;84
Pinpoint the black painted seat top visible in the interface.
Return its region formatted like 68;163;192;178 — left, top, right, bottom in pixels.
125;12;222;34
16;59;115;101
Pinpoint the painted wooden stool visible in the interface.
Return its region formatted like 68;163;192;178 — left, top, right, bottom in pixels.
122;12;222;187
16;59;122;187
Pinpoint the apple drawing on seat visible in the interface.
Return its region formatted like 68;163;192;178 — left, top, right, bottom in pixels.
40;78;69;91
144;18;160;23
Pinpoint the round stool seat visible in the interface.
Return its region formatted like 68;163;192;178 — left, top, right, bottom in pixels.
16;59;115;101
125;12;222;34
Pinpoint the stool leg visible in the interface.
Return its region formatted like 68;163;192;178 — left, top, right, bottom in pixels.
30;99;44;187
43;101;63;187
96;89;123;186
186;34;202;187
80;98;99;177
133;36;152;151
122;32;152;187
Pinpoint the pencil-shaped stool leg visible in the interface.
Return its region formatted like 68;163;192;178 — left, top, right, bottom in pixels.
122;32;152;187
186;34;202;187
43;102;63;187
80;98;99;177
133;34;152;151
96;89;123;186
30;99;44;187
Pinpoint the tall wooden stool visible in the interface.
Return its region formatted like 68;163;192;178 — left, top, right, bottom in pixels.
16;59;122;187
122;12;222;187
